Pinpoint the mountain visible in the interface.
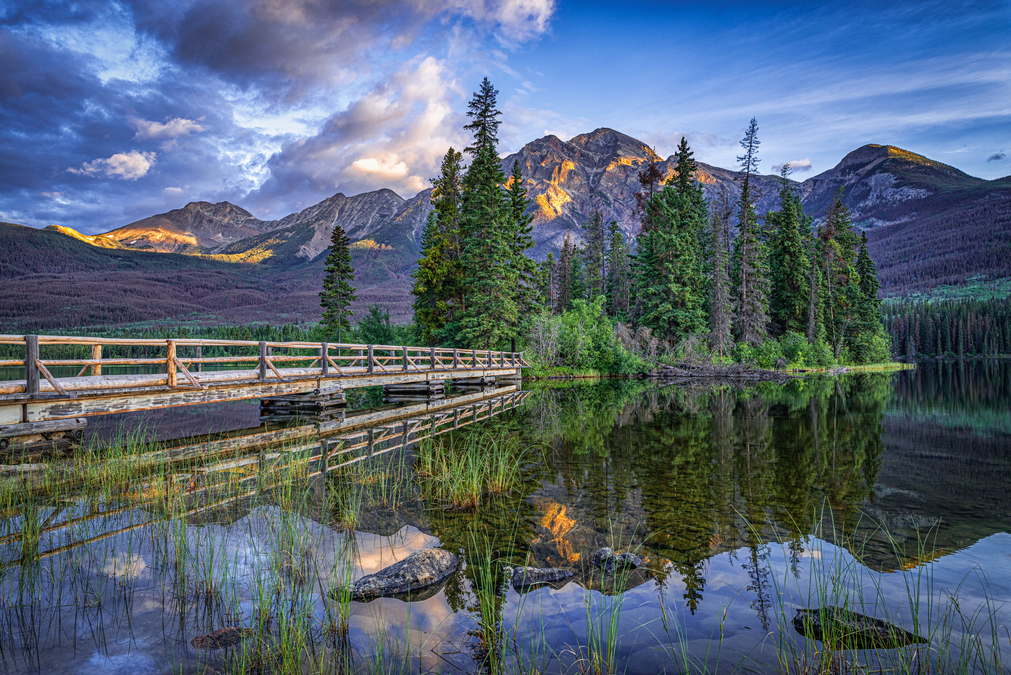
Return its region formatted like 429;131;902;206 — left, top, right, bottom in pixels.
499;128;783;255
5;129;1010;331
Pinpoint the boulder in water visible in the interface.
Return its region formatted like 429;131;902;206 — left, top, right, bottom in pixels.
794;607;927;649
590;547;642;575
511;566;574;592
190;627;254;649
348;548;458;601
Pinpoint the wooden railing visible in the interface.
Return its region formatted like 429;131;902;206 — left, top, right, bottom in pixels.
0;334;530;399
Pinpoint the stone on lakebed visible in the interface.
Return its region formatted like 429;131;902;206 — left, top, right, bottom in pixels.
345;548;458;601
511;566;574;592
190;626;255;649
590;547;642;575
794;607;928;649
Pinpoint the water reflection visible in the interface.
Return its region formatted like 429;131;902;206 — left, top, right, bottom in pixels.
0;367;1008;673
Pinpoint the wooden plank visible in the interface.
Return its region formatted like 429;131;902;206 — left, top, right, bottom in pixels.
166;340;176;388
25;336;39;397
36;360;74;398
0;418;87;439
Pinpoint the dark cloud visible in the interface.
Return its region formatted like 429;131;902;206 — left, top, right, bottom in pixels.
986;152;1005;162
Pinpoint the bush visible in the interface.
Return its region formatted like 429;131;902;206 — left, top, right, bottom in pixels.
779;331;809;367
734;342;755;364
527;297;648;374
850;330;893;365
755;339;783;369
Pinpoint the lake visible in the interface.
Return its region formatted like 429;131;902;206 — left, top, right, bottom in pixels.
0;361;1008;674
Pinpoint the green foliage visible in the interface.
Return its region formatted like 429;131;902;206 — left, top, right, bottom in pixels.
352;304;399;345
633;140;709;340
732;118;771;346
526;297;647;374
754;338;783;368
413;148;465;345
319;224;356;342
767;176;812;336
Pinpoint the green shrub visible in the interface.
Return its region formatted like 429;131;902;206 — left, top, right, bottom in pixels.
779;331;809;366
755;339;783;369
734;342;755;364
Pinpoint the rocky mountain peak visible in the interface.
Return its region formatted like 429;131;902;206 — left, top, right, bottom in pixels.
568;128;659;162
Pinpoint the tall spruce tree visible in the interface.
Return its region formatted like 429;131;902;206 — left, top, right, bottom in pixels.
709;188;733;356
819;189;861;359
319;223;356;342
767;170;811;336
606;221;631;317
458;78;518;348
556;231;575;313
633;139;709;339
412;148;464;344
582;209;607;300
732;117;770;346
505;160;538;324
856;231;880;323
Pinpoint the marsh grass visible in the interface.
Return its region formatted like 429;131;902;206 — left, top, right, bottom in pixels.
414;431;530;509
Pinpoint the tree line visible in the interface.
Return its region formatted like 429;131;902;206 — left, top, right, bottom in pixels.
317;79;891;368
884;297;1011;358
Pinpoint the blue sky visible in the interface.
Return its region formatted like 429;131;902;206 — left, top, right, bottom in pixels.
1;0;1008;233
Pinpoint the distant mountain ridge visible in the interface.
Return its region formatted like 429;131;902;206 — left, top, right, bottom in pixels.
5;128;1010;331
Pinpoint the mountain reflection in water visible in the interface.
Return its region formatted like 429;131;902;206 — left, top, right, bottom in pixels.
0;363;1008;674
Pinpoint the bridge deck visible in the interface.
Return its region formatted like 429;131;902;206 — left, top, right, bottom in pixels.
0;334;528;427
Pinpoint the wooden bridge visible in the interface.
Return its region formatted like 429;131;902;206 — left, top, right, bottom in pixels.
0;334;528;446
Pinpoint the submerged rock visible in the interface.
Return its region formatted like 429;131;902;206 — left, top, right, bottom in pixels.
511;566;574;592
794;607;928;649
590;547;642;575
348;548;458;601
190;627;254;649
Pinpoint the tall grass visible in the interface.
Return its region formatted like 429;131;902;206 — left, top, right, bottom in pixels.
414;431;531;509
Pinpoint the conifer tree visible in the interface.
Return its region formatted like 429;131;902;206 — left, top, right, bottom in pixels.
319;223;356;342
634;139;709;339
505;160;538;323
709;188;733;356
606;221;631;317
732;117;770;346
582;209;607;300
856;231;881;323
767;170;811;336
458;78;518;348
412;148;464;344
818;190;862;358
556;232;575;313
567;247;588;307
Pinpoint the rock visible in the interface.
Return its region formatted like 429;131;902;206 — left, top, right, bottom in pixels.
190;627;254;649
590;547;642;575
347;548;458;601
511;566;574;592
793;608;927;649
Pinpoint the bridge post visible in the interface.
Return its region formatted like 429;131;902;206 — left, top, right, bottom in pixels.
453;348;458;368
430;346;436;370
25;335;39;398
321;343;329;376
194;345;201;372
259;341;267;381
402;346;408;371
91;344;102;376
367;345;374;374
166;340;176;388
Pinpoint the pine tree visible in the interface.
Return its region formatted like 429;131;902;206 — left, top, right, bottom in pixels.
767;170;811;336
582;209;607;301
855;231;880;324
709;188;733;356
556;232;575;313
412;148;464;344
732;117;770;346
819;189;861;359
635;150;664;233
505;160;538;324
606;221;631;317
458;78;518;349
634;139;709;339
319;223;357;342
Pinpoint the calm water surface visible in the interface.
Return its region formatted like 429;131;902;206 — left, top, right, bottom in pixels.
1;362;1009;674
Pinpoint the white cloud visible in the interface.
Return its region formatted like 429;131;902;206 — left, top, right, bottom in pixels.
350;156;410;180
772;158;813;175
130;117;205;140
71;150;157;180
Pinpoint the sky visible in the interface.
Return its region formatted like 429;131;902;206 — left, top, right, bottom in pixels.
1;0;1009;233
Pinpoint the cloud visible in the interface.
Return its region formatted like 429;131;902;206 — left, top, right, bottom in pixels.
131;116;205;140
986;152;1005;162
71;150;157;180
772;158;813;175
249;56;468;209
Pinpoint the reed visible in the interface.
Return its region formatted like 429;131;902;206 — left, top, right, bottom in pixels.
413;431;530;509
